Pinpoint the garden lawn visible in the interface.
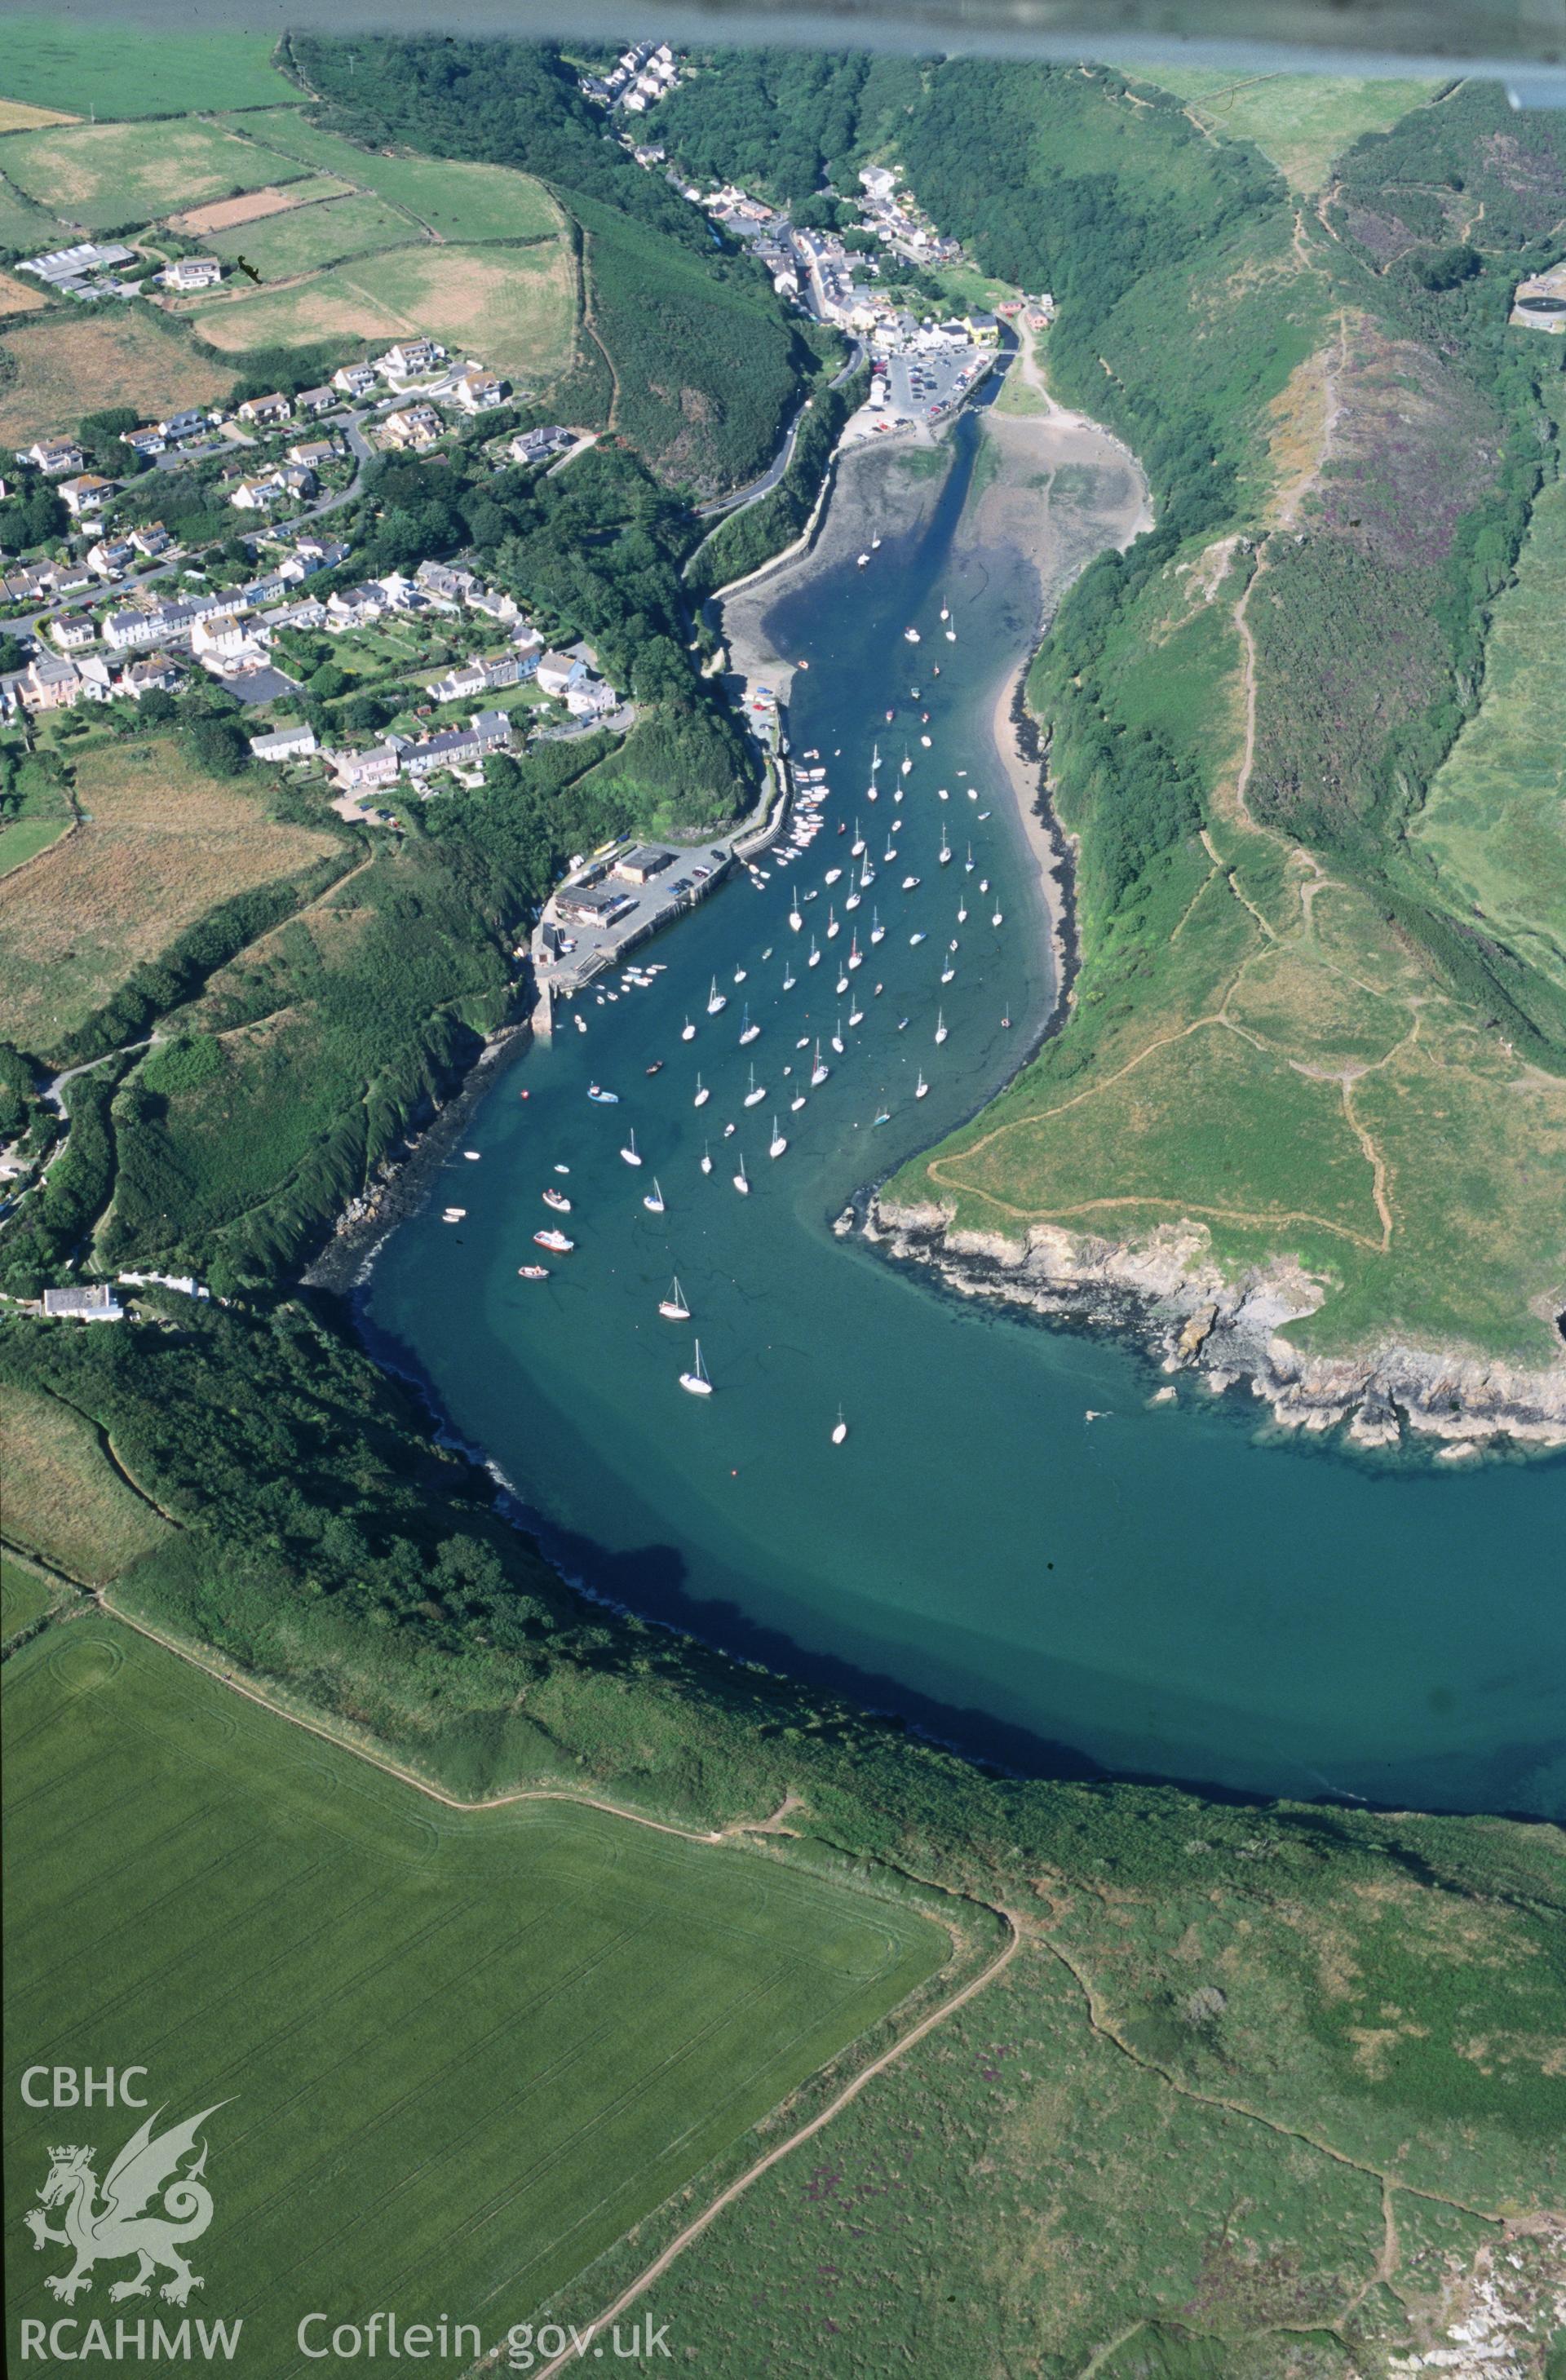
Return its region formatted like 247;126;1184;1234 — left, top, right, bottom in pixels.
2;1616;944;2365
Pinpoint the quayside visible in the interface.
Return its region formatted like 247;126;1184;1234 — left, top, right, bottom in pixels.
364;404;1566;1822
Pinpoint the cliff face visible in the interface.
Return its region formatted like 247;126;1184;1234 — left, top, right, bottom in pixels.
867;1198;1566;1458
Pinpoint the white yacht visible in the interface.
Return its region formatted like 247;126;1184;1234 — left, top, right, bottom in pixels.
643;1178;665;1214
915;1070;929;1099
706;976;727;1015
700;1142;713;1175
621;1130;643;1166
744;1065;766;1108
679;1340;713;1396
659;1276;690;1320
869;909;884;944
769;1117;788;1159
935;1009;949;1046
811;1041;829;1087
681;1016;697;1041
831;1406;848;1445
693;1075;710;1108
732;1154;750;1195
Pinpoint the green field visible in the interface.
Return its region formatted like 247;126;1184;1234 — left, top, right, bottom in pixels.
1413;473;1566;1002
0;1379;173;1585
2;1617;943;2363
0;173;64;257
190;237;577;384
207;189;424;281
1116;68;1442;192
2;117;301;231
222;110;564;244
0;1554;54;1644
0;20;303;119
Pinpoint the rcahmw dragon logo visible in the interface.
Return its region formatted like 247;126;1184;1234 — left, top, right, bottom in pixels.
25;2104;228;2307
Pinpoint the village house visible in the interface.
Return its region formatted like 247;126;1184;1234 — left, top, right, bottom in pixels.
20;438;85;476
565;674;617;720
400;709;512;779
230;472;290;511
237;393;291;429
379;404;442;453
86;536;136;577
511;623;543;675
42;1283;124;1322
286;535;348;576
292;385;337;418
53;563;96;600
16;652;86;713
332;363;378;400
192;610;263;661
508;425;575;467
414;558;476;608
249;722;317;763
466;584;518;626
287;437;338;471
59;473;114;518
263;595;328;634
535;649;586;698
161;407;212;443
161;255;223;293
378;338;440;382
50;614;96;652
123;653;185;699
2;563;53;604
326;582;390;631
427;650;521;706
333;741;405;790
449;368;506;414
120;424;166;461
962;311;1001;346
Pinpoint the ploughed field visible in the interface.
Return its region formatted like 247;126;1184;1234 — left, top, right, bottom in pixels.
2;1617;943;2365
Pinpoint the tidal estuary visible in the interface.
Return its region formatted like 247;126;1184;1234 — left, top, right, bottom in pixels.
364;400;1566;1821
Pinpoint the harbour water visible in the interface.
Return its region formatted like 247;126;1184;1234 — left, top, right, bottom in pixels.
364;410;1566;1821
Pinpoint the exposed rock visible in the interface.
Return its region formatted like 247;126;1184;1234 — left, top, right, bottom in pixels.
866;1196;1566;1457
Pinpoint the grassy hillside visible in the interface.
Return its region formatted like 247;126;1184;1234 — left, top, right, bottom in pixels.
290;34;815;494
889;69;1566;1364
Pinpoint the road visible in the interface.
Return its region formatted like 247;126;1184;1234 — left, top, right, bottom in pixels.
692;341;865;523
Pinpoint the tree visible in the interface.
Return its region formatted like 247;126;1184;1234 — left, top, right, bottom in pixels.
185;715;250;777
310;661;349;701
136;688;177;726
0;633;27;675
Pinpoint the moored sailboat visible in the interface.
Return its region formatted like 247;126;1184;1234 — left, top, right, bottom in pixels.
659;1276;690;1320
679;1340;713;1396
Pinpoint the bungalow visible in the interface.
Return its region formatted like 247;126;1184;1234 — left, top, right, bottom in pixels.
161;255;223;293
379;404;441;453
42;1283;124;1322
293;385;337;418
378;338;440;381
400;709;511;779
50;614;96;652
332;364;378;400
21;438;84;476
59;473;114;518
450;368;505;413
287;437;338;470
237;393;291;428
334;741;405;790
535;648;586;698
2;564;54;603
52;564;96;599
123;653;185;698
249;722;318;763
